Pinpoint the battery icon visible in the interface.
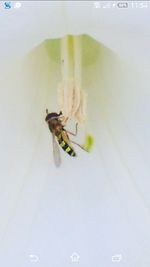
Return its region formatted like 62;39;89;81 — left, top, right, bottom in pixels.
117;2;128;8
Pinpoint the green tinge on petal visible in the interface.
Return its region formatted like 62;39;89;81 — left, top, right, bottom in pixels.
44;35;100;66
44;38;61;62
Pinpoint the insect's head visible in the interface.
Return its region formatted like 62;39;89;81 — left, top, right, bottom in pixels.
45;109;63;122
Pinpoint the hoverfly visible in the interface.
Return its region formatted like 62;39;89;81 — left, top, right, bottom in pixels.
45;109;86;167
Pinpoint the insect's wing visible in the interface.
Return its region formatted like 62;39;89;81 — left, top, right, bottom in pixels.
52;134;61;167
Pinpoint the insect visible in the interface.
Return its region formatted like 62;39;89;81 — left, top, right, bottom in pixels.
45;109;86;167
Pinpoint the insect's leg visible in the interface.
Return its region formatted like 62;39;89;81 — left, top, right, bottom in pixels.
59;116;69;126
70;139;88;152
66;123;78;136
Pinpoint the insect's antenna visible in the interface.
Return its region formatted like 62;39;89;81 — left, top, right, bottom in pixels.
46;109;48;114
58;111;63;116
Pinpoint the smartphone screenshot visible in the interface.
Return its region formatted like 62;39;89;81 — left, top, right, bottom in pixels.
0;1;150;266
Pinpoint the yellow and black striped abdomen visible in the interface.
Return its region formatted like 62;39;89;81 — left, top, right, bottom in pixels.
56;133;76;157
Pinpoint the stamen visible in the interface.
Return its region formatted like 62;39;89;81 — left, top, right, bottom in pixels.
58;35;87;124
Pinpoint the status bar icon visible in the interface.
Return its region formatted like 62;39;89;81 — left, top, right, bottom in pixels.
14;2;22;9
4;2;12;9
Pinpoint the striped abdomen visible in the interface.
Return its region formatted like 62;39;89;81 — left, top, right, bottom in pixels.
56;132;76;157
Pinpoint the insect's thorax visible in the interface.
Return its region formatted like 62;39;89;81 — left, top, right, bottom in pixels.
48;119;63;136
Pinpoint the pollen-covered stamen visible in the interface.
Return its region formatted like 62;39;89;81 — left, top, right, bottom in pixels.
58;35;87;124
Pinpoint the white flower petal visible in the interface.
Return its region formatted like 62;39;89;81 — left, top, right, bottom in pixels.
0;1;66;61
